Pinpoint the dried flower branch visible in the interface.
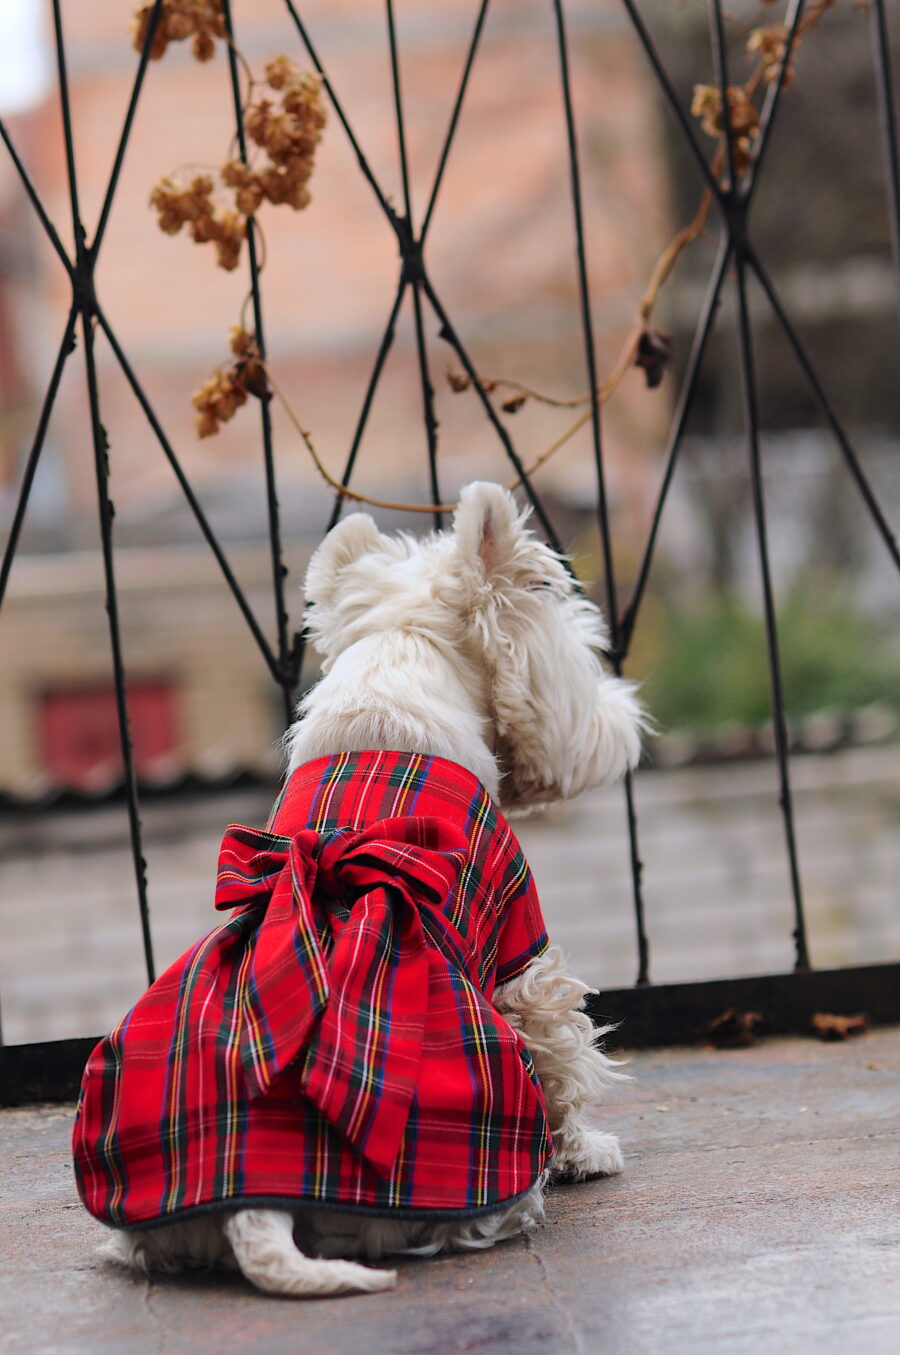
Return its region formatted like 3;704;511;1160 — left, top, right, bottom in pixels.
134;0;841;514
444;0;839;496
147;52;326;274
192;327;266;438
134;5;327;435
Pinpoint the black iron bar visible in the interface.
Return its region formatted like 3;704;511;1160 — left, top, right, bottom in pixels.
410;281;444;529
0;308;78;612
81;312;156;987
0;119;74;282
733;250;810;973
708;0;737;197
420;0;492;242
386;0;415;229
419;274;565;554
622;772;649;985
95;308;283;678
50;0;156;985
326;280;409;532
552;0;648;983
620;0;798;652
746;246;900;575
281;0;398;228
222;0;294;720
384;0;442;527
50;0;85;263
92;0;165;255
691;0;811;972
869;0;900;309
742;0;806;211
551;0;617;635
617;0;726;203
620;237;733;654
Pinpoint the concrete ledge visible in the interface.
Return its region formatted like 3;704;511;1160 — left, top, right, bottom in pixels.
5;963;899;1106
589;961;900;1049
3;1029;898;1354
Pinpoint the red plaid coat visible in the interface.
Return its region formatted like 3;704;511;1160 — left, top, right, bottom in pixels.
73;751;553;1227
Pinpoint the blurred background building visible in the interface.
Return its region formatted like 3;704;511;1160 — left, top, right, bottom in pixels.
0;0;897;1042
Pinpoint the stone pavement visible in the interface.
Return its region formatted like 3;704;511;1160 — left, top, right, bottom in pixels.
2;1028;898;1355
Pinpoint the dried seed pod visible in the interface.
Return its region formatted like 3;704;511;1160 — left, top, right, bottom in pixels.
192;368;249;438
229;326;255;357
747;24;794;88
192;29;216;62
133;5;171;58
149;175;215;234
265;55;297;91
192;331;265;437
211;211;245;271
691;84;759;142
132;1;226;63
691;84;759;178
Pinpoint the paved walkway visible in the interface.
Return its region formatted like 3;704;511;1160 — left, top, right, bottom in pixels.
3;1028;898;1355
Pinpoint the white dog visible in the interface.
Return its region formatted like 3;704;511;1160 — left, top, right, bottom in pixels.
77;481;643;1297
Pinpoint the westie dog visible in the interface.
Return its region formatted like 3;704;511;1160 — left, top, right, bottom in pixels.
74;481;643;1297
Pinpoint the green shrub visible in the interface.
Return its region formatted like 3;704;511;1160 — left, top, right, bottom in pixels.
629;583;900;734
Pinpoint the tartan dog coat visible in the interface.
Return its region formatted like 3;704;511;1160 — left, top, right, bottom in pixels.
73;752;554;1226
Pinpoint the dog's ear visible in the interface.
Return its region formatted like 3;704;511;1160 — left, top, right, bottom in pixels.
452;482;527;583
453;483;642;810
304;514;386;606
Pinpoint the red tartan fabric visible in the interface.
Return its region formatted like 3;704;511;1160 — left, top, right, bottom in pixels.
73;752;553;1225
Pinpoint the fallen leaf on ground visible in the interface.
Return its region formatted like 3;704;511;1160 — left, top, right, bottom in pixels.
705;1008;763;1047
810;1011;869;1041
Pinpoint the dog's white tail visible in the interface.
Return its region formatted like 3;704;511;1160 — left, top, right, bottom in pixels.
223;1209;397;1298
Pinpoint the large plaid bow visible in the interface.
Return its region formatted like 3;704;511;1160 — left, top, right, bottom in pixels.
214;816;469;1175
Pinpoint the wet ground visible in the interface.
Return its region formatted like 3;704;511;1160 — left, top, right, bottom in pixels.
3;1027;898;1355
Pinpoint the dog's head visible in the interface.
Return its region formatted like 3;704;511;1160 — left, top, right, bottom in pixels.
303;482;644;811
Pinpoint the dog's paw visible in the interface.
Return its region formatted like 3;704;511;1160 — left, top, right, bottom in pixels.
552;1130;624;1182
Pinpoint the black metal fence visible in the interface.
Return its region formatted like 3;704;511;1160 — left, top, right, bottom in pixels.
1;0;898;1099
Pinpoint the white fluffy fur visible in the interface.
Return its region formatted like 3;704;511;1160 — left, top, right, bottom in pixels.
105;482;643;1298
288;482;645;809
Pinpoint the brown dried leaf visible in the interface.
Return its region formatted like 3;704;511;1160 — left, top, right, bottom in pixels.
705;1008;763;1048
501;394;527;415
238;355;268;400
810;1012;870;1042
634;330;674;389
